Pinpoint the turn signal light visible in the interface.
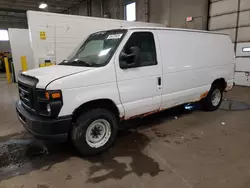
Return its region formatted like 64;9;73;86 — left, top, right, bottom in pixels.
45;91;61;99
45;92;50;99
52;92;61;99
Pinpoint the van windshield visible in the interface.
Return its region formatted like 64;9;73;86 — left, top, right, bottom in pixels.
59;29;127;67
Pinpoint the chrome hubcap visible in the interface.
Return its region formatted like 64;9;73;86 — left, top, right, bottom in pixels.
211;89;221;106
86;119;111;148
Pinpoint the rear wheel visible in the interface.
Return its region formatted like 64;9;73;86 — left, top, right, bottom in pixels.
71;108;118;156
202;85;223;111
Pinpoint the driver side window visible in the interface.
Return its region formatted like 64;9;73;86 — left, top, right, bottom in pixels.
120;32;157;68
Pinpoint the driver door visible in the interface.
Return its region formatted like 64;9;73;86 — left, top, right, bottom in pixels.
115;30;162;119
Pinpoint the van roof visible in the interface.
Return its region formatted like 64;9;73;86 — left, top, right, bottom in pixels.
121;26;228;36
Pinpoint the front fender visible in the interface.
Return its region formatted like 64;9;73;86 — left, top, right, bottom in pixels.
58;83;124;118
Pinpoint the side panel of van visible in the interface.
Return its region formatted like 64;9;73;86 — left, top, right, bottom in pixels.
114;30;163;119
157;30;234;109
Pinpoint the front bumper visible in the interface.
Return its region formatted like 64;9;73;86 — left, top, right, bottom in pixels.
16;100;72;141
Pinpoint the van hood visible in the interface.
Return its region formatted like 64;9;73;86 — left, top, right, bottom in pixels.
22;65;93;88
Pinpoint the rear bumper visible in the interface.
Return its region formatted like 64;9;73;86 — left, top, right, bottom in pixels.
16;100;72;141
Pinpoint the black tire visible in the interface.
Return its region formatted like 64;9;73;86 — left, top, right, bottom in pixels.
71;108;118;156
202;84;223;111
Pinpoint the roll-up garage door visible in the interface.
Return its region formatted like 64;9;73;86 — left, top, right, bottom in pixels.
209;0;250;86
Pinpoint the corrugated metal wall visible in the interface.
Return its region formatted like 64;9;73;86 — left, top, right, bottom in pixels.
209;0;250;86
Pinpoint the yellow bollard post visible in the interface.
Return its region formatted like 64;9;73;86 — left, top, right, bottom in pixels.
21;56;28;71
4;57;11;83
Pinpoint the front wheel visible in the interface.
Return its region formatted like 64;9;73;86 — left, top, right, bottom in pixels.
71;108;118;156
202;85;223;111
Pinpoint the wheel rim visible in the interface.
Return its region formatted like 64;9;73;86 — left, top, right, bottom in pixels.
211;89;221;106
86;119;111;148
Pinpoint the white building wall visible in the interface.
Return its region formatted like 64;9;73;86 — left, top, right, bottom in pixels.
8;28;34;80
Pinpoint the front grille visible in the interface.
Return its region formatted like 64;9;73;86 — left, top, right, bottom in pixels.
18;73;39;113
18;82;34;110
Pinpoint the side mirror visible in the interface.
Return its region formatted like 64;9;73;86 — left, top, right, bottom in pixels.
119;46;140;69
119;60;130;69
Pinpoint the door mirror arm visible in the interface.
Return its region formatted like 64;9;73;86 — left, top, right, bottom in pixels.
120;61;137;69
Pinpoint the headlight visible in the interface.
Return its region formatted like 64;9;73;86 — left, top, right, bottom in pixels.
36;89;63;117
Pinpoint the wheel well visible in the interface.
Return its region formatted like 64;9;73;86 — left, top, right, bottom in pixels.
212;78;226;90
72;99;120;122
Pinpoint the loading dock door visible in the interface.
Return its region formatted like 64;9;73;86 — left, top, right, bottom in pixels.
235;42;250;86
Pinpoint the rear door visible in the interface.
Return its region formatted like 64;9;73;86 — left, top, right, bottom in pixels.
114;30;162;119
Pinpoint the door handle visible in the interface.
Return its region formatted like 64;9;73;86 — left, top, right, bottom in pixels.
157;77;161;86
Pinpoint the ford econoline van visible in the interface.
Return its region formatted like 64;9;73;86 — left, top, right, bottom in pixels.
16;27;235;155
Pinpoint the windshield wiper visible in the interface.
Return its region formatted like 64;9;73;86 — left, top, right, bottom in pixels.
59;59;95;67
71;59;92;67
59;60;69;65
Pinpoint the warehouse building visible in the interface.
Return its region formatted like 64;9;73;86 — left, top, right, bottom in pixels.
0;0;250;187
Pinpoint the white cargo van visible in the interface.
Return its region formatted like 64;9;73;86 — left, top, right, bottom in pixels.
16;27;235;155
